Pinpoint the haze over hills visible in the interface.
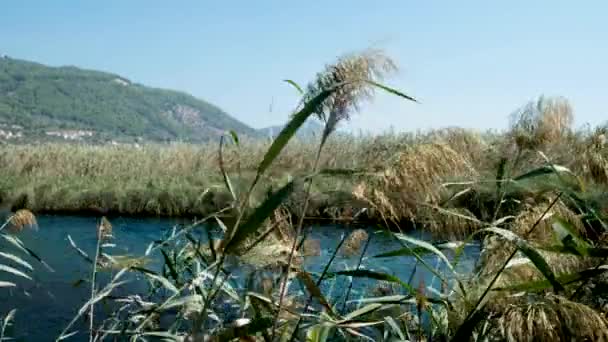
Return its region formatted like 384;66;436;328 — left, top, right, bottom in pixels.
0;56;262;143
258;118;325;139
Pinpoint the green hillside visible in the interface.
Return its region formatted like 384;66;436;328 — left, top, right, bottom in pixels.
0;56;259;142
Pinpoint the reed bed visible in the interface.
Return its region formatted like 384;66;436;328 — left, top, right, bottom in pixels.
3;50;608;341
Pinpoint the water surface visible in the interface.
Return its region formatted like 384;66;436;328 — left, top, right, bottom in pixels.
0;215;480;341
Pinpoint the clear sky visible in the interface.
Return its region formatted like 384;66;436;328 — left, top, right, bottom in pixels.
2;1;607;133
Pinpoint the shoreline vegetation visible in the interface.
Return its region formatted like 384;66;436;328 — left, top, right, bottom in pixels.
1;117;606;238
3;49;608;340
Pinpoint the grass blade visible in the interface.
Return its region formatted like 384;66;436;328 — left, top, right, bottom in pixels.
283;79;304;95
552;217;591;256
224;180;296;253
67;235;93;263
144;273;179;295
0;251;33;271
0;264;31;280
1;309;16;342
373;246;435;258
255;88;333;182
1;234;53;271
334;269;414;293
364;80;418;102
513;164;575;181
228;130;240;146
160;249;180;285
219;135;237;203
394;233;456;275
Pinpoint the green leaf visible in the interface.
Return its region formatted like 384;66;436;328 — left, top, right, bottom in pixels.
394;233;456;275
306;324;332;342
144;272;179;294
364;80;418;103
254;88;334;182
162;294;203;311
513;164;575;181
334;269;414;294
341;303;382;321
482;227;564;292
351;294;412;304
0;264;31;280
224;180;296;253
373;246;435;258
537;245;608;258
228;130;240;146
219;135;237;203
160;249;180;286
551;217;590;256
283;79;304;95
385;316;407;340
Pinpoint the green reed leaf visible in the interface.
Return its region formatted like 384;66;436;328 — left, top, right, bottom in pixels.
219;135;237;203
283;79;304;95
364;80;418;102
334;269;414;294
483;227;564;292
224;180;296;253
254;88;334;184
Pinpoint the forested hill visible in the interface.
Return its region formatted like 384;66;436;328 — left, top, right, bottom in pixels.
0;56;260;142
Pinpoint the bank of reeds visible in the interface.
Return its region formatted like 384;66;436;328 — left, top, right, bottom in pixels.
3;49;608;341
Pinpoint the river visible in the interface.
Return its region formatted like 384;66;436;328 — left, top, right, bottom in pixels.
0;215;480;341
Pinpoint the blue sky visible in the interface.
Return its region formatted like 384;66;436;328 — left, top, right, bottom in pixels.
2;1;607;133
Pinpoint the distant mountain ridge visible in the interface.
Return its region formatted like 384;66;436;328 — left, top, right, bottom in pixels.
259;118;324;140
0;56;260;142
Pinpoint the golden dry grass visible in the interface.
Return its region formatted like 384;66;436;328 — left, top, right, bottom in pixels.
8;209;37;232
509;96;574;152
354;143;479;236
490;294;608;341
510;200;586;243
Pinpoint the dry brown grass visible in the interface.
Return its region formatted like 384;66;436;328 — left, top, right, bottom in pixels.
509;96;574;151
340;228;369;256
8;209;37;232
474;200;595;289
354;143;478;231
511;200;586;243
490;294;608;341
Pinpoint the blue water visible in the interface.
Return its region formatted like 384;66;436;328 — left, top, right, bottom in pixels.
0;216;480;341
